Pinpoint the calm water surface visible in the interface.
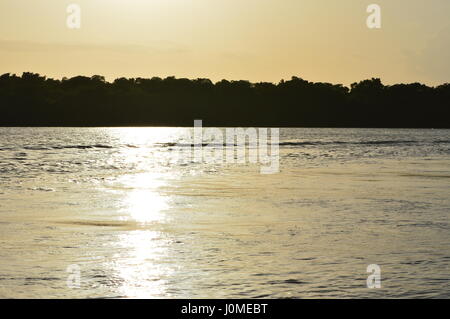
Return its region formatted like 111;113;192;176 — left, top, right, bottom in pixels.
0;127;449;298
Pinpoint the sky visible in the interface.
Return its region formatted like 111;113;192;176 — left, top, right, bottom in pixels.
0;0;448;86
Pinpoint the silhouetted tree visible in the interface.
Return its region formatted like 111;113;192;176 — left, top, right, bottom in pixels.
0;72;448;127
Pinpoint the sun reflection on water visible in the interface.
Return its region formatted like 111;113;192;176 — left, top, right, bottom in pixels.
112;170;174;297
105;128;185;298
120;172;169;223
107;172;174;298
106;127;186;147
113;230;173;298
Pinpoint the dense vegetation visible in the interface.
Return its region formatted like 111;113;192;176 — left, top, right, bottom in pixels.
0;72;449;127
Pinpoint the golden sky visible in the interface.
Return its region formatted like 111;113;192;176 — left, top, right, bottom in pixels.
0;0;448;85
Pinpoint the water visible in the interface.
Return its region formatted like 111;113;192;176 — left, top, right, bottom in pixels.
0;127;449;298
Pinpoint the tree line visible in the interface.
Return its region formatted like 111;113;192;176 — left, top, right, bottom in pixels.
0;72;448;127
